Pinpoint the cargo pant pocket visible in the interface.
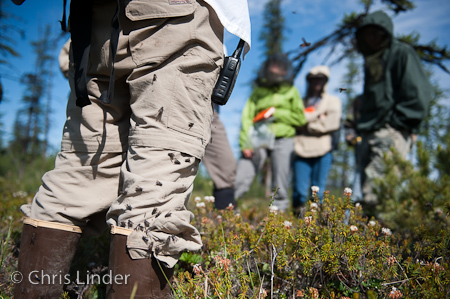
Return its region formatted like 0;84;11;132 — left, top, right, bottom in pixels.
124;0;196;67
167;48;217;140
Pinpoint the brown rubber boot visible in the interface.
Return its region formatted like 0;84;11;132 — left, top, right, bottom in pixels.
106;234;174;299
14;223;81;299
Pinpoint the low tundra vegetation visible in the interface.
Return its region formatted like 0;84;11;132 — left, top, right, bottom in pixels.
0;139;449;298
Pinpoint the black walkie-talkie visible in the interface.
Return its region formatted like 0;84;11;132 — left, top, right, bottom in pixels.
211;39;245;105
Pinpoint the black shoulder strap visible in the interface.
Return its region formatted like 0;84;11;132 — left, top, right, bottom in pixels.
60;0;67;32
70;0;93;107
66;0;121;108
99;1;121;105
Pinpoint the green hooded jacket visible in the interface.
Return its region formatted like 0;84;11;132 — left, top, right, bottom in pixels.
239;84;306;150
355;10;432;133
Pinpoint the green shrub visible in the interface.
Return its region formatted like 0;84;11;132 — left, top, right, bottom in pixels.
172;189;450;298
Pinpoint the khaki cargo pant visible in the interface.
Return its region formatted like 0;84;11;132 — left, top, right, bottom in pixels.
202;113;237;190
20;0;223;268
359;124;411;208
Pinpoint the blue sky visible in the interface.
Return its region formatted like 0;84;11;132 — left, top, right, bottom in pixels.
1;0;449;159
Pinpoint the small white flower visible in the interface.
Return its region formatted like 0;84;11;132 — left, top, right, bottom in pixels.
433;262;443;272
310;202;318;209
304;215;313;224
196;202;206;208
355;202;361;208
216;215;222;220
350;225;358;232
388;286;403;299
193;264;202;275
311;186;320;193
194;196;201;202
344;187;352;196
205;196;215;203
13;191;28;198
382;227;392;236
226;203;234;210
368;220;376;227
269;205;279;213
283;220;292;229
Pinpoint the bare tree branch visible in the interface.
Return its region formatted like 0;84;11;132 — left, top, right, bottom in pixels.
288;0;450;76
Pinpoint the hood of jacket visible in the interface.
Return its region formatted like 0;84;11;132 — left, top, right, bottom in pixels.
358;10;393;36
356;10;393;55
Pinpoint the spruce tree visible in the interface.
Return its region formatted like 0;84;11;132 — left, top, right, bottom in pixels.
259;0;285;57
10;25;55;177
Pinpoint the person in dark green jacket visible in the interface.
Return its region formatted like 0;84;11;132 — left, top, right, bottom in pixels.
355;10;432;216
235;54;306;212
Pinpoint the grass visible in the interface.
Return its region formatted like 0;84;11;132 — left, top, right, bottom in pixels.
0;221;12;271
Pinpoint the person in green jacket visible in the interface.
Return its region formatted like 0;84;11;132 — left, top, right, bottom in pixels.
234;54;306;212
355;10;432;216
